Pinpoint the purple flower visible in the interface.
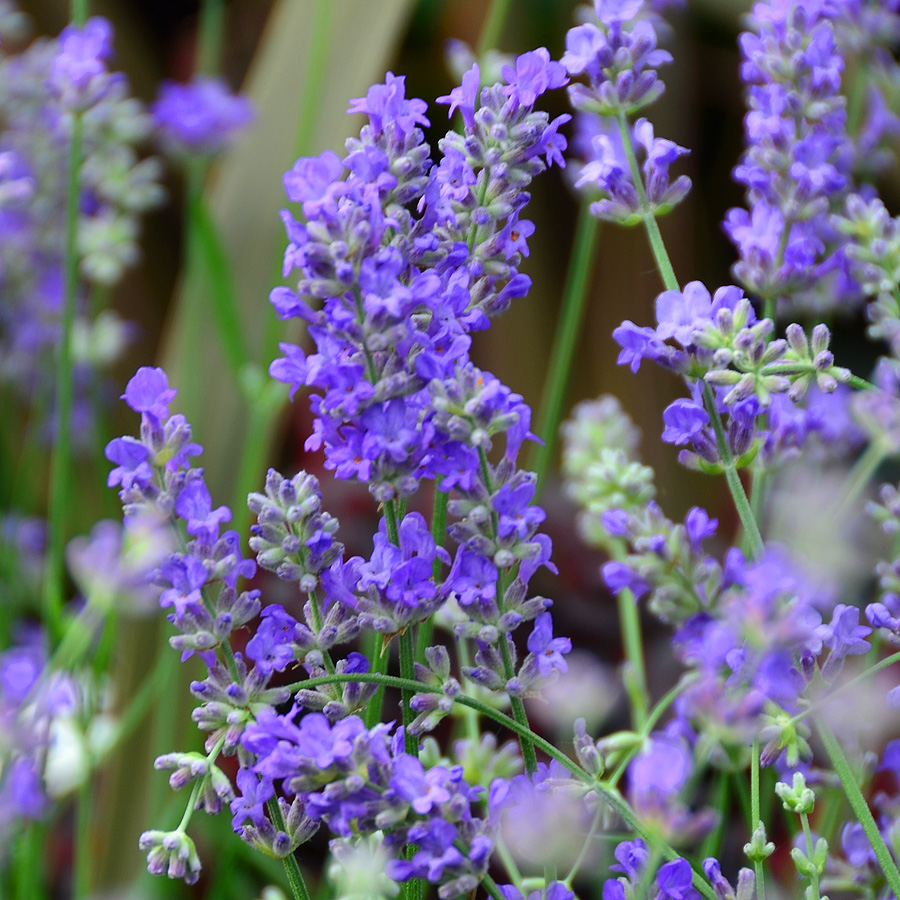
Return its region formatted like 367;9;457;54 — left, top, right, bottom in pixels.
501;48;568;107
153;76;254;157
815;604;871;662
628;734;692;803
436;62;480;129
655;859;700;900
121;367;177;420
595;0;644;25
47;17;113;109
525;613;572;678
662;399;709;446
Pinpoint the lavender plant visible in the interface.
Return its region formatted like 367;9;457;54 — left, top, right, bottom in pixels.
11;1;900;900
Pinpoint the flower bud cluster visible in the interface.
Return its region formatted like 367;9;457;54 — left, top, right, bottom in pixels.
562;395;656;549
248;468;343;591
836;194;900;355
574;116;690;225
562;0;672;117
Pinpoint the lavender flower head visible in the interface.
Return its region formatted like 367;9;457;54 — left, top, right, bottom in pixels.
153;75;254;157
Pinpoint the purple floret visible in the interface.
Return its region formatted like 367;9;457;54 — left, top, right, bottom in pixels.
153;76;254;157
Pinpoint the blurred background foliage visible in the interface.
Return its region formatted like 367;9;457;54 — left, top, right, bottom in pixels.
6;0;896;897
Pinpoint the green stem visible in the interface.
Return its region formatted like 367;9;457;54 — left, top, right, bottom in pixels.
847;373;877;392
800;813;820;900
532;204;600;495
698;772;730;861
608;672;698;787
564;803;605;886
751;741;766;900
399;628;418;756
418;484;448;662
833;439;886;519
616;109;678;292
476;0;513;56
701;381;764;558
481;872;507;900
363;632;389;729
71;0;87;25
616;587;648;729
73;778;92;900
197;0;225;76
817;719;900;899
44;109;84;639
267;799;312;900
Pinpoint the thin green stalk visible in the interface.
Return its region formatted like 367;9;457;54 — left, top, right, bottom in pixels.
616;587;648;729
608;673;698;787
14;825;45;900
417;484;448;662
71;0;87;25
616;109;678;292
800;813;821;900
399;628;418;756
363;632;389;729
532;204;600;495
481;872;507;900
73;778;92;900
454;637;481;742
751;741;766;900
701;382;764;558
493;837;523;887
476;0;513;56
198;0;225;76
108;640;173;752
44;109;84;640
698;773;730;861
832;439;887;519
817;719;900;899
267;800;312;900
564;803;605;886
502;641;537;773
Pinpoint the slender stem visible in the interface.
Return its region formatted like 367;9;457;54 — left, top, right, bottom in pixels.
493;837;523;887
616;587;648;729
564;803;605;886
44;108;84;639
481;872;507;900
751;741;766;900
267;799;312;900
418;484;448;662
197;0;225;76
701;381;764;558
608;673;698;787
698;772;730;861
616;110;678;292
800;813;820;900
817;719;900;899
71;0;87;26
832;439;886;520
532;205;600;495
399;628;418;756
73;778;92;900
476;0;513;57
